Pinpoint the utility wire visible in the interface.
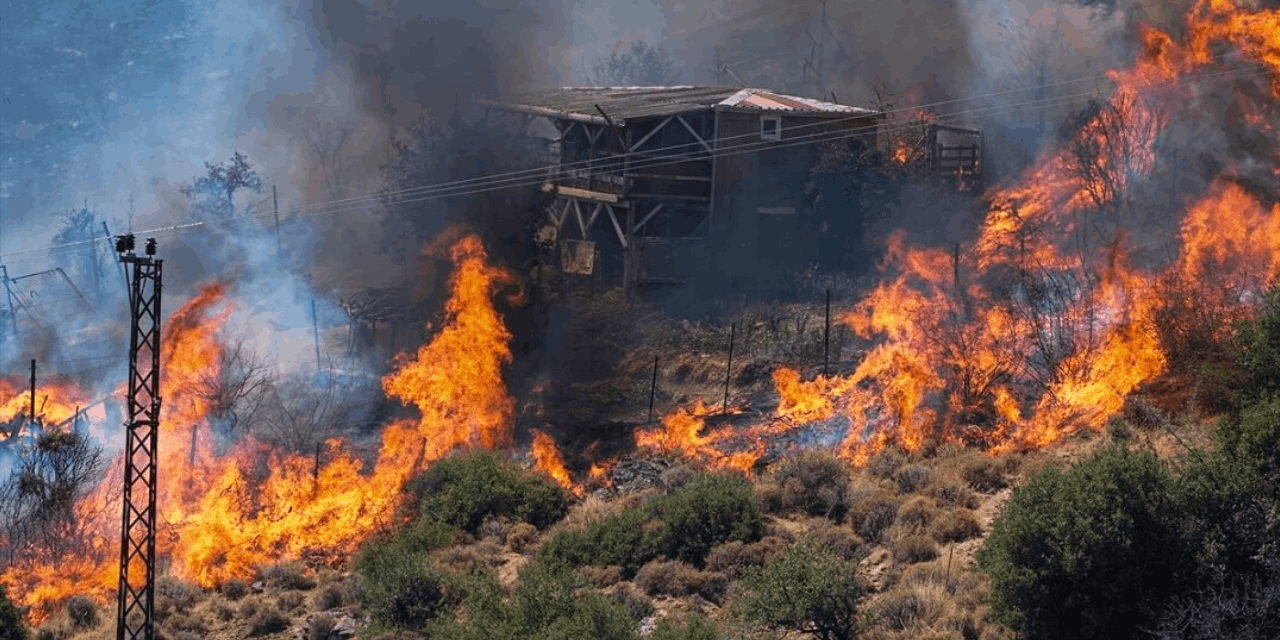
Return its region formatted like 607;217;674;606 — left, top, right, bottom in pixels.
9;61;1275;266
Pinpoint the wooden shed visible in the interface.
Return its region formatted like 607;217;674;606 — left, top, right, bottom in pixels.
483;86;883;288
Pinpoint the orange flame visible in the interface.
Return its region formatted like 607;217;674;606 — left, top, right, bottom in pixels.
530;428;576;493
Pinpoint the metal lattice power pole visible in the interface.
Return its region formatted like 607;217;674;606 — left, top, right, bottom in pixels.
115;235;163;640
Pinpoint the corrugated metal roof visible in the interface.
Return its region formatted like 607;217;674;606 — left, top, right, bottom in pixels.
489;86;877;124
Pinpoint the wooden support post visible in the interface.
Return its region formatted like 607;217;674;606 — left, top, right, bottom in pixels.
273;185;282;259
313;442;322;481
312;300;322;370
29;359;35;424
648;356;659;425
189;424;198;466
723;323;735;414
824;289;831;377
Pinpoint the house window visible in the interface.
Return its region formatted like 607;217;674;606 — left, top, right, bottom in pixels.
760;115;781;141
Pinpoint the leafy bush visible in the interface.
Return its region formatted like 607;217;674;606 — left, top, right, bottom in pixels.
733;541;871;640
643;472;762;567
764;450;853;521
424;562;640;640
649;613;722;640
1231;286;1280;406
0;585;27;640
537;472;761;576
412;449;570;534
355;520;460;629
977;445;1191;640
1216;395;1280;477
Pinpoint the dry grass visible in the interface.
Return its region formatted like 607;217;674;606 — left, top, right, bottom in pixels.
895;496;940;535
705;536;788;578
633;559;729;603
929;509;983;544
891;535;940;565
848;490;903;543
506;522;539;554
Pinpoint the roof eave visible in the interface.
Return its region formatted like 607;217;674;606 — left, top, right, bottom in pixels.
477;99;618;127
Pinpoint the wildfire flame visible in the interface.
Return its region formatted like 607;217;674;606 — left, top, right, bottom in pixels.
1;232;525;620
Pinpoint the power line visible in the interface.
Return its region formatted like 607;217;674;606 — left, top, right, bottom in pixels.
8;61;1275;266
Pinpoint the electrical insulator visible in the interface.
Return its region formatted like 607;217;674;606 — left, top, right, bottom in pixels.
145;238;157;256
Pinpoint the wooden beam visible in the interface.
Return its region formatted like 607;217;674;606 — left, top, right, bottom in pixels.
584;202;603;238
631;203;664;234
629;116;673;152
546;183;621;203
573;199;586;239
606;204;627;249
677;115;713;154
627;172;713;182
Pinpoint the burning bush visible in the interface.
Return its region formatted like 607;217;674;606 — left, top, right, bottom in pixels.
410;449;569;534
732;540;871;640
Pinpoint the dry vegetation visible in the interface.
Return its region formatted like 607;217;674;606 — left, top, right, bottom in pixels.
18;287;1237;640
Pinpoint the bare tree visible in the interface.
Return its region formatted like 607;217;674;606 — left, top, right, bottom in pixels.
51;205;107;305
0;430;106;567
254;371;374;454
197;339;274;437
305;115;358;201
180;150;264;219
1006;20;1071;143
587;40;679;86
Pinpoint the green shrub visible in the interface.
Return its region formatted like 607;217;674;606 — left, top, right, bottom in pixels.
642;472;762;567
977;444;1191;640
1216;395;1280;477
765;450;853;521
0;585;27;640
733;541;871;640
537;472;762;576
355;520;460;629
1231;286;1280;406
535;507;649;575
424;563;640;640
412;449;570;534
649;613;722;640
